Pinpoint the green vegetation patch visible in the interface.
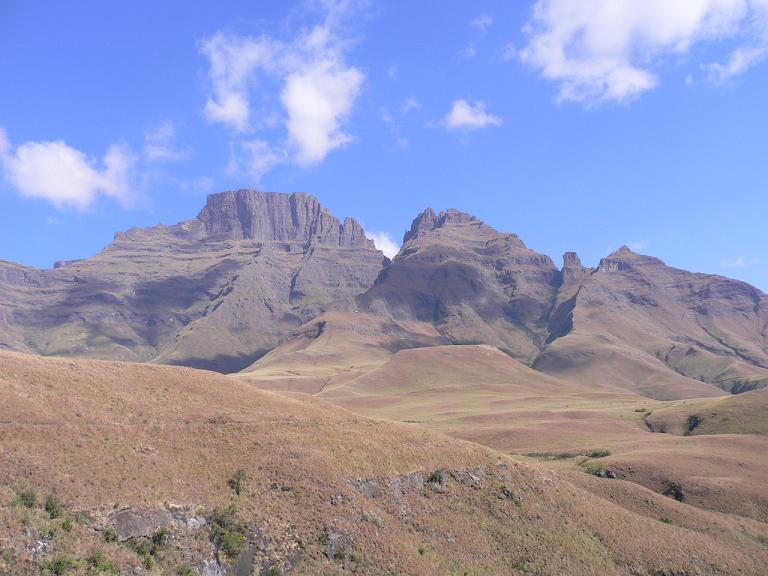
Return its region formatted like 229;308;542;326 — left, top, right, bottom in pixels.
208;504;248;563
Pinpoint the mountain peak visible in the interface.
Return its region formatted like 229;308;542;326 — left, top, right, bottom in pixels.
402;207;484;244
197;189;374;248
563;252;583;268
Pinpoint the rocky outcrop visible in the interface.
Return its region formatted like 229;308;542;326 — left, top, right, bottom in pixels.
197;190;374;248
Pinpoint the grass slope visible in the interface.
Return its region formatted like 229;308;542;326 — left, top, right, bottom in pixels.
2;350;767;575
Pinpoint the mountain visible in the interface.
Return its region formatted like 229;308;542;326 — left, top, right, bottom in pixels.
2;194;767;397
2;349;767;575
248;207;768;400
0;190;386;372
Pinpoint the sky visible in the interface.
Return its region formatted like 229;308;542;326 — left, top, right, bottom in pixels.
1;0;767;290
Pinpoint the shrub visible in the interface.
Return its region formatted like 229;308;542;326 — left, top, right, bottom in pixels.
209;504;248;562
228;469;248;496
151;527;171;548
45;495;63;519
103;528;118;543
427;469;446;484
1;549;13;565
585;449;612;459
42;554;76;575
177;564;195;576
591;468;617;479
85;550;117;574
663;483;684;502
685;415;702;435
61;517;73;533
18;489;37;509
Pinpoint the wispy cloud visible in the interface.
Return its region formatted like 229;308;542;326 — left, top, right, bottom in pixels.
144;121;191;162
502;43;517;62
1;129;137;211
458;42;477;60
472;13;494;34
721;256;760;268
0;127;9;156
366;231;400;258
444;99;502;130
520;0;768;104
705;45;768;83
200;1;366;177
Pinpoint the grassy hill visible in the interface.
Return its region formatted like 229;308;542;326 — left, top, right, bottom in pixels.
2;350;767;574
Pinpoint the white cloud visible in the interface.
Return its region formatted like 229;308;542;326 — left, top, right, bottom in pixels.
0;127;9;156
227;139;287;181
402;97;420;115
444;99;502;130
472;14;494;33
705;45;768;81
521;0;768;104
1;137;136;211
200;3;365;172
458;42;477;60
200;33;280;132
281;60;363;166
144;121;191;162
502;43;517;62
367;231;400;258
721;256;760;267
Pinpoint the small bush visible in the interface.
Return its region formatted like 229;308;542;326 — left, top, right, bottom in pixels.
585;449;612;459
61;517;73;533
45;495;63;519
151;527;171;547
663;483;684;502
18;489;37;509
42;554;76;575
128;538;153;558
209;504;248;562
427;469;446;484
2;549;13;565
591;468;617;479
177;564;195;576
685;415;702;435
103;528;118;543
228;469;248;496
659;517;673;524
85;550;117;574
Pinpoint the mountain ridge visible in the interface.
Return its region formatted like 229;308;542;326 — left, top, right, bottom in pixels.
2;190;766;399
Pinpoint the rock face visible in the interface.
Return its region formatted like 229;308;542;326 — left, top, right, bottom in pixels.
197;190;374;247
0;190;385;372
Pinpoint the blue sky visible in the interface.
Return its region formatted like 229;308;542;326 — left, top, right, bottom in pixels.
1;0;767;290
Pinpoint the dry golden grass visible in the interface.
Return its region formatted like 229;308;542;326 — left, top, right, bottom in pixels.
253;344;768;534
2;350;768;574
645;388;768;436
